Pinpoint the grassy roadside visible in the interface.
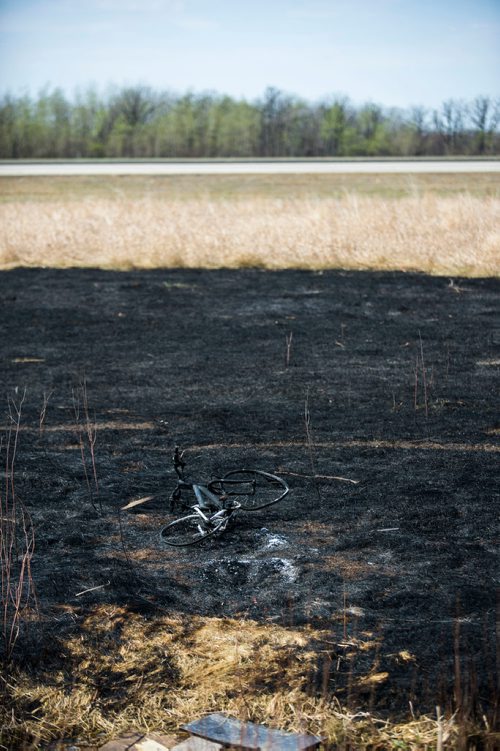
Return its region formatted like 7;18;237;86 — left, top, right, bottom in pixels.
1;194;499;277
1;174;499;277
1;172;499;203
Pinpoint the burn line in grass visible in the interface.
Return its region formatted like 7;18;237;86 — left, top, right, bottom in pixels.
1;424;497;454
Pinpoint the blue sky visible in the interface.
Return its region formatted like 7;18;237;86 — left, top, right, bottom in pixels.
0;0;499;107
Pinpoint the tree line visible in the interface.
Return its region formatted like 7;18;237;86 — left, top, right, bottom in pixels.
0;86;498;159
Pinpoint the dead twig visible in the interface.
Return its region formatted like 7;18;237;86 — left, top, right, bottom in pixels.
418;331;429;418
1;390;37;659
121;495;155;511
277;469;359;484
72;379;100;512
39;389;54;434
304;389;321;502
75;581;110;598
81;378;99;496
285;332;293;367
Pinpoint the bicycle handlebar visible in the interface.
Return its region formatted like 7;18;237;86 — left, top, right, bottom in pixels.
173;446;186;480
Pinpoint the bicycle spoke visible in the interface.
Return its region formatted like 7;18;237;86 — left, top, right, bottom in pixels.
161;513;226;546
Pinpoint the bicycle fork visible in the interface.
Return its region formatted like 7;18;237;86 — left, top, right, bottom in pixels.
192;505;229;536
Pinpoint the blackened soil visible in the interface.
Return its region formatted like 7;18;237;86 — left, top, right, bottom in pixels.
1;268;498;720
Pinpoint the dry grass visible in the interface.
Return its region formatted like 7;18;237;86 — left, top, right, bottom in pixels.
1;174;499;276
2;173;499;203
0;606;486;750
1;193;499;276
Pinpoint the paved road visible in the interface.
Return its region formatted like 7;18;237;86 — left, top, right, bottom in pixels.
1;159;500;176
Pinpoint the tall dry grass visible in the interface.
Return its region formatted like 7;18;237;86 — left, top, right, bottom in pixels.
0;391;37;661
0;607;475;749
1;193;499;276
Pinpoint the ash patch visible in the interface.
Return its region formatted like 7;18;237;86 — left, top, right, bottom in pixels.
202;556;298;586
257;528;289;550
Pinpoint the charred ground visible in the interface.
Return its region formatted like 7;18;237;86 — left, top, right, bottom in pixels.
0;267;498;736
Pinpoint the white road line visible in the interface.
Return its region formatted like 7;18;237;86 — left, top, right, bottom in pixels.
1;160;500;176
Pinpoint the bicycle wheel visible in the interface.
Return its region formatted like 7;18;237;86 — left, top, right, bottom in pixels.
161;513;226;547
219;469;289;511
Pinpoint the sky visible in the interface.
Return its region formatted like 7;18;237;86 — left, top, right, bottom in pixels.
0;0;499;108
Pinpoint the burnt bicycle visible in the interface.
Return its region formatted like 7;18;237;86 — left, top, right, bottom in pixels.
160;447;289;547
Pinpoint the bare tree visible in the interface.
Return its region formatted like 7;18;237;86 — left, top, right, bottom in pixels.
408;106;429;155
111;86;156;127
434;99;467;155
469;96;500;155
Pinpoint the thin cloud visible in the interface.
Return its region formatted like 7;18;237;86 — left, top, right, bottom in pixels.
88;0;185;11
175;16;220;32
287;8;340;20
287;0;400;21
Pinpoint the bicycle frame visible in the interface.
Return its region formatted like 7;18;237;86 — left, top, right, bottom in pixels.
191;501;240;529
170;447;258;513
171;479;224;513
162;448;289;547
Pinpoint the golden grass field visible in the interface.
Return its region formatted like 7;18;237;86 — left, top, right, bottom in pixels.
3;607;464;750
1;173;499;276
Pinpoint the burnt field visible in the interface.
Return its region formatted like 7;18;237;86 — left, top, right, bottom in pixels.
0;267;499;746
